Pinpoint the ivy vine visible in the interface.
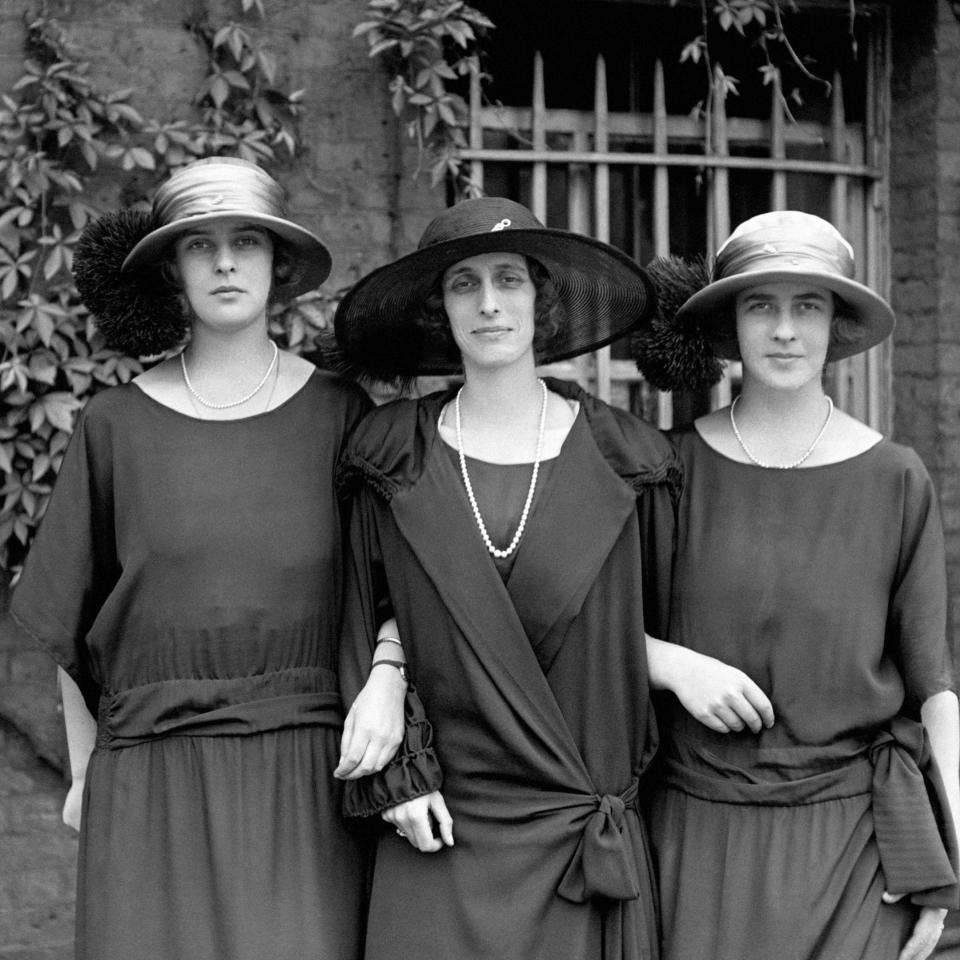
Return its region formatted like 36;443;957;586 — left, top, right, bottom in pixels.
678;0;859;125
354;0;493;192
0;3;324;578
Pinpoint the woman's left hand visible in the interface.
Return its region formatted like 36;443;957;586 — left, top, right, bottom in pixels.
335;666;406;780
882;892;947;960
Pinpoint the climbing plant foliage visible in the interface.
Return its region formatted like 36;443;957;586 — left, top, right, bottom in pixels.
0;4;323;576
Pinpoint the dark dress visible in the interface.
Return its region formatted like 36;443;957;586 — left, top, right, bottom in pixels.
338;379;680;960
648;429;958;960
10;370;371;960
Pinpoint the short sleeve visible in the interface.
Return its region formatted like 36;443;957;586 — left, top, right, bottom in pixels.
10;403;118;711
889;456;955;709
635;460;680;640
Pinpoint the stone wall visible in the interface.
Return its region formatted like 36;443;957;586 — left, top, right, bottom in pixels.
889;5;960;951
0;0;441;289
890;0;960;648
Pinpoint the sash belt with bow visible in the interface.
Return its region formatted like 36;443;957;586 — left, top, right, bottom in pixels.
662;717;959;909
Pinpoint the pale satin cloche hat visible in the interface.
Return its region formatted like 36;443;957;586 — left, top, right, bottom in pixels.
676;210;895;362
73;157;331;357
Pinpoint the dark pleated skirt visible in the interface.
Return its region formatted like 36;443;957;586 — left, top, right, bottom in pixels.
649;764;917;960
76;724;369;960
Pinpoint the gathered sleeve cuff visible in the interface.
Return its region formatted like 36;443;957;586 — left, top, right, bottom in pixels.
337;446;444;819
342;684;444;818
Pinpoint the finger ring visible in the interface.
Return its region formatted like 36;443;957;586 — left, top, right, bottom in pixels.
395;828;406;838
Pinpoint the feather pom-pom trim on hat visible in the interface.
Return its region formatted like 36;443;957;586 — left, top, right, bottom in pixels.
73;210;187;356
629;254;724;393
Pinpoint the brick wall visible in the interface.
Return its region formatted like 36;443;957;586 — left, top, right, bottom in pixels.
0;721;75;960
0;571;74;960
890;0;960;647
890;2;960;954
0;0;441;288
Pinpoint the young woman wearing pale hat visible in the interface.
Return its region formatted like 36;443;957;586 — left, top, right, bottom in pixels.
634;211;959;960
334;196;686;959
10;157;405;960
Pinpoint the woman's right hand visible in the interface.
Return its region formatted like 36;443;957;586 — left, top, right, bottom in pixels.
335;665;407;780
381;791;454;853
647;637;775;734
62;780;83;832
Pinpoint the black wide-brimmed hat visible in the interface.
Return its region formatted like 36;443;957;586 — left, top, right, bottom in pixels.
333;197;657;379
73;157;331;356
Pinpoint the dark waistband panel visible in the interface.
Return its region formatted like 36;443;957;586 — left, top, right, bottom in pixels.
96;666;342;748
662;716;959;907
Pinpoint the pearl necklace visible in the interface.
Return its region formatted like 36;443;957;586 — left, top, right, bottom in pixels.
455;379;548;559
180;341;279;409
729;394;834;469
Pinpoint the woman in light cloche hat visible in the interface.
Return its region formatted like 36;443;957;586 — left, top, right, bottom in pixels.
11;156;405;960
634;210;959;960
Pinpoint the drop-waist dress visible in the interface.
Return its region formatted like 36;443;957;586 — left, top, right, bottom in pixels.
648;429;958;960
10;370;371;960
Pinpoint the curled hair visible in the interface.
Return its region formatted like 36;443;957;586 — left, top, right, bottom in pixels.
416;256;567;365
710;290;863;361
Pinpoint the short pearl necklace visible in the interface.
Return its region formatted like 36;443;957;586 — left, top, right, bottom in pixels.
180;341;279;409
729;394;834;469
455;379;548;559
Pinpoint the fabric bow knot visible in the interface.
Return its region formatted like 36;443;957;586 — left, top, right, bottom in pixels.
557;781;641;903
869;716;959;908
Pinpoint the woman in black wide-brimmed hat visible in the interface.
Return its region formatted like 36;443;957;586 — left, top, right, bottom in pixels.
335;196;688;960
633;211;959;960
10;156;405;960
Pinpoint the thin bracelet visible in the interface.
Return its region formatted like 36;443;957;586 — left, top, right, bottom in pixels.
376;637;403;648
370;659;407;682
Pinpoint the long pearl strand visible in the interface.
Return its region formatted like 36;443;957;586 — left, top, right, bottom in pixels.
729;394;834;469
455;379;548;559
180;341;279;410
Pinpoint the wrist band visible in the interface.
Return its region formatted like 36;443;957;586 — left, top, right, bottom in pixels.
371;659;408;682
376;636;403;648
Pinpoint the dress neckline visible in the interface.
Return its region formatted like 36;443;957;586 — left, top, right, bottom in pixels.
436;403;582;466
128;369;318;424
690;424;885;471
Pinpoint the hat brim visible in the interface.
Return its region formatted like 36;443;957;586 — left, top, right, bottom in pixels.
334;228;656;378
121;211;332;297
676;267;895;361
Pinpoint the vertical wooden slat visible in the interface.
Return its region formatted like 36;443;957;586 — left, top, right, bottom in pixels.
710;66;732;409
770;69;787;210
829;69;858;417
531;52;547;221
468;60;484;193
653;58;673;427
592;54;611;403
830;70;848;231
652;59;669;257
863;39;888;434
709;66;731;255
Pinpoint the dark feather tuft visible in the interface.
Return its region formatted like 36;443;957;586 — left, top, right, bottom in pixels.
310;328;418;395
630;255;724;393
73;210;187;356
